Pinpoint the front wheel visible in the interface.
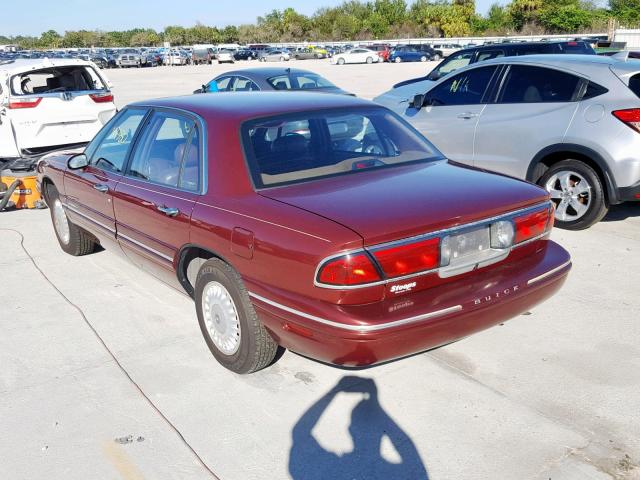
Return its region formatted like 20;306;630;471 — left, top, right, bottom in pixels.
366;56;373;64
538;159;608;230
195;259;278;374
432;54;441;61
337;58;345;65
47;185;96;256
394;57;402;63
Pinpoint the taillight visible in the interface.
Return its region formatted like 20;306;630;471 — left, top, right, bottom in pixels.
90;92;114;103
8;97;42;109
514;208;551;244
612;109;640;133
371;237;440;278
317;253;381;286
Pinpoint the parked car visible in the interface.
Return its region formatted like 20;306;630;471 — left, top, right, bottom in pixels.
375;55;640;229
293;47;325;60
431;43;462;58
217;49;235;64
258;49;290;62
0;59;116;161
368;44;392;62
193;67;350;95
117;49;146;68
192;47;214;65
389;46;433;63
234;49;257;61
77;54;109;69
393;40;597;89
331;48;380;65
164;49;188;66
37;92;570;373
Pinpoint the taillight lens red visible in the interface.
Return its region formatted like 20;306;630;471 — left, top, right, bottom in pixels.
514;208;551;244
613;109;640;133
8;97;42;109
317;253;381;286
90;93;114;103
371;237;440;278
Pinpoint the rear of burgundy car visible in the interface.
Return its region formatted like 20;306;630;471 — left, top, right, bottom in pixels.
238;103;571;367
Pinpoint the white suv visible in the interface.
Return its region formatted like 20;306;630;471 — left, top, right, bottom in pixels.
0;58;116;160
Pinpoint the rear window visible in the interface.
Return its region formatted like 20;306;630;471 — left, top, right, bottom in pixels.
498;65;581;103
268;73;335;90
243;108;443;188
629;74;640;98
11;66;106;96
558;41;595;54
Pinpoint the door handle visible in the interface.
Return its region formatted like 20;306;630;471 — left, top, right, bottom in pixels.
93;184;109;193
457;112;479;119
156;205;179;217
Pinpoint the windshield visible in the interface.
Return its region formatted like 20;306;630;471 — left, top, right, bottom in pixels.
268;72;336;90
243;107;443;188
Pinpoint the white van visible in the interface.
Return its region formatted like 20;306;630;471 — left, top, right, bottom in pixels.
0;58;116;160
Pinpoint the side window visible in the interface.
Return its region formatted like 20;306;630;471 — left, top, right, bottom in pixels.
128;111;199;190
428;66;498;106
233;78;259;91
498;66;582;104
213;76;233;92
433;51;474;77
87;108;147;173
476;49;505;62
629;74;640;99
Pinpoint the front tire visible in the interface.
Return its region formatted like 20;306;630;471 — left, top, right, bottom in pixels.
366;56;373;64
195;259;278;374
394;57;402;63
337;58;345;65
420;55;427;62
47;185;96;256
538;159;608;230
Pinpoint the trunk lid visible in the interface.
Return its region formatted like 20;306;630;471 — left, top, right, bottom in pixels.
259;160;549;246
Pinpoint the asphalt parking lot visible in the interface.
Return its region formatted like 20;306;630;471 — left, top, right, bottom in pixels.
2;59;640;480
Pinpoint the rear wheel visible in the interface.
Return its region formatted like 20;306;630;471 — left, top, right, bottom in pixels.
394;57;402;63
366;56;373;64
538;159;608;230
433;54;441;61
195;259;278;374
47;185;96;256
338;58;345;65
420;55;427;62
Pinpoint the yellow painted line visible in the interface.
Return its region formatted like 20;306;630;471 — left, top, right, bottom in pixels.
103;441;145;480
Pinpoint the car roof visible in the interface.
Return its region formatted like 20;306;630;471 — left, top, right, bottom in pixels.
130;91;374;123
216;67;319;79
478;53;640;74
0;58;94;75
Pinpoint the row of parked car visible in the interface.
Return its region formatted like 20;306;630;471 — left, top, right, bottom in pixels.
3;38;638;374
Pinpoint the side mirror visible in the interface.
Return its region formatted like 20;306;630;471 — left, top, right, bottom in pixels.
68;153;89;170
411;94;426;109
428;70;441;81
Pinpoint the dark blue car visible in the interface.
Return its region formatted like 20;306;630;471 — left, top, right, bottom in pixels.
389;46;432;63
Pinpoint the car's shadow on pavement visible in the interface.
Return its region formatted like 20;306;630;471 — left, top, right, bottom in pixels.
602;203;640;222
289;376;429;480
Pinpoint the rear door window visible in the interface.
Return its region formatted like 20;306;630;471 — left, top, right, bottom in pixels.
127;111;200;190
233;77;259;91
427;65;498;106
497;65;582;104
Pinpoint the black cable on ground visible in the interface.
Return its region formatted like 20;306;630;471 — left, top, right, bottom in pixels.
1;228;221;480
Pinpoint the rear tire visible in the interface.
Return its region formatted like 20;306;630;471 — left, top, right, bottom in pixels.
46;185;96;256
538;159;609;230
338;58;345;65
195;259;278;374
420;55;427;62
366;57;373;64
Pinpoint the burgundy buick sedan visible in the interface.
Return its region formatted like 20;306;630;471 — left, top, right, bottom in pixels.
37;92;571;373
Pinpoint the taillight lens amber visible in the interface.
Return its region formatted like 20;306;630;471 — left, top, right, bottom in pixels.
317;253;381;286
371;237;440;278
514;208;550;244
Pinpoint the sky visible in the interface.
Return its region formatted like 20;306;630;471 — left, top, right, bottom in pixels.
0;0;498;37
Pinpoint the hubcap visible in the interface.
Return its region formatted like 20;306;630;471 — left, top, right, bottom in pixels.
52;199;70;244
545;170;592;222
202;281;241;355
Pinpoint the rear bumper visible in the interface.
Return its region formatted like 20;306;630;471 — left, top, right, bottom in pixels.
249;240;571;367
617;180;640;202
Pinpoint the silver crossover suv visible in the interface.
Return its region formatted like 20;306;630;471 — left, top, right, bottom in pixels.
375;54;640;229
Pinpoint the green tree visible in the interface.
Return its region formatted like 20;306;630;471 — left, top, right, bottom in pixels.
610;0;640;25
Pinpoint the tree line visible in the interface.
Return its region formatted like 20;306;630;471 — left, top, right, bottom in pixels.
2;0;639;49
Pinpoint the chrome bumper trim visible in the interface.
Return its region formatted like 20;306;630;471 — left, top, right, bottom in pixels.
248;292;462;333
527;260;572;286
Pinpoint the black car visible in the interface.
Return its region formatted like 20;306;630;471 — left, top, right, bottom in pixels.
234;49;257;61
394;40;596;88
193;67;351;95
